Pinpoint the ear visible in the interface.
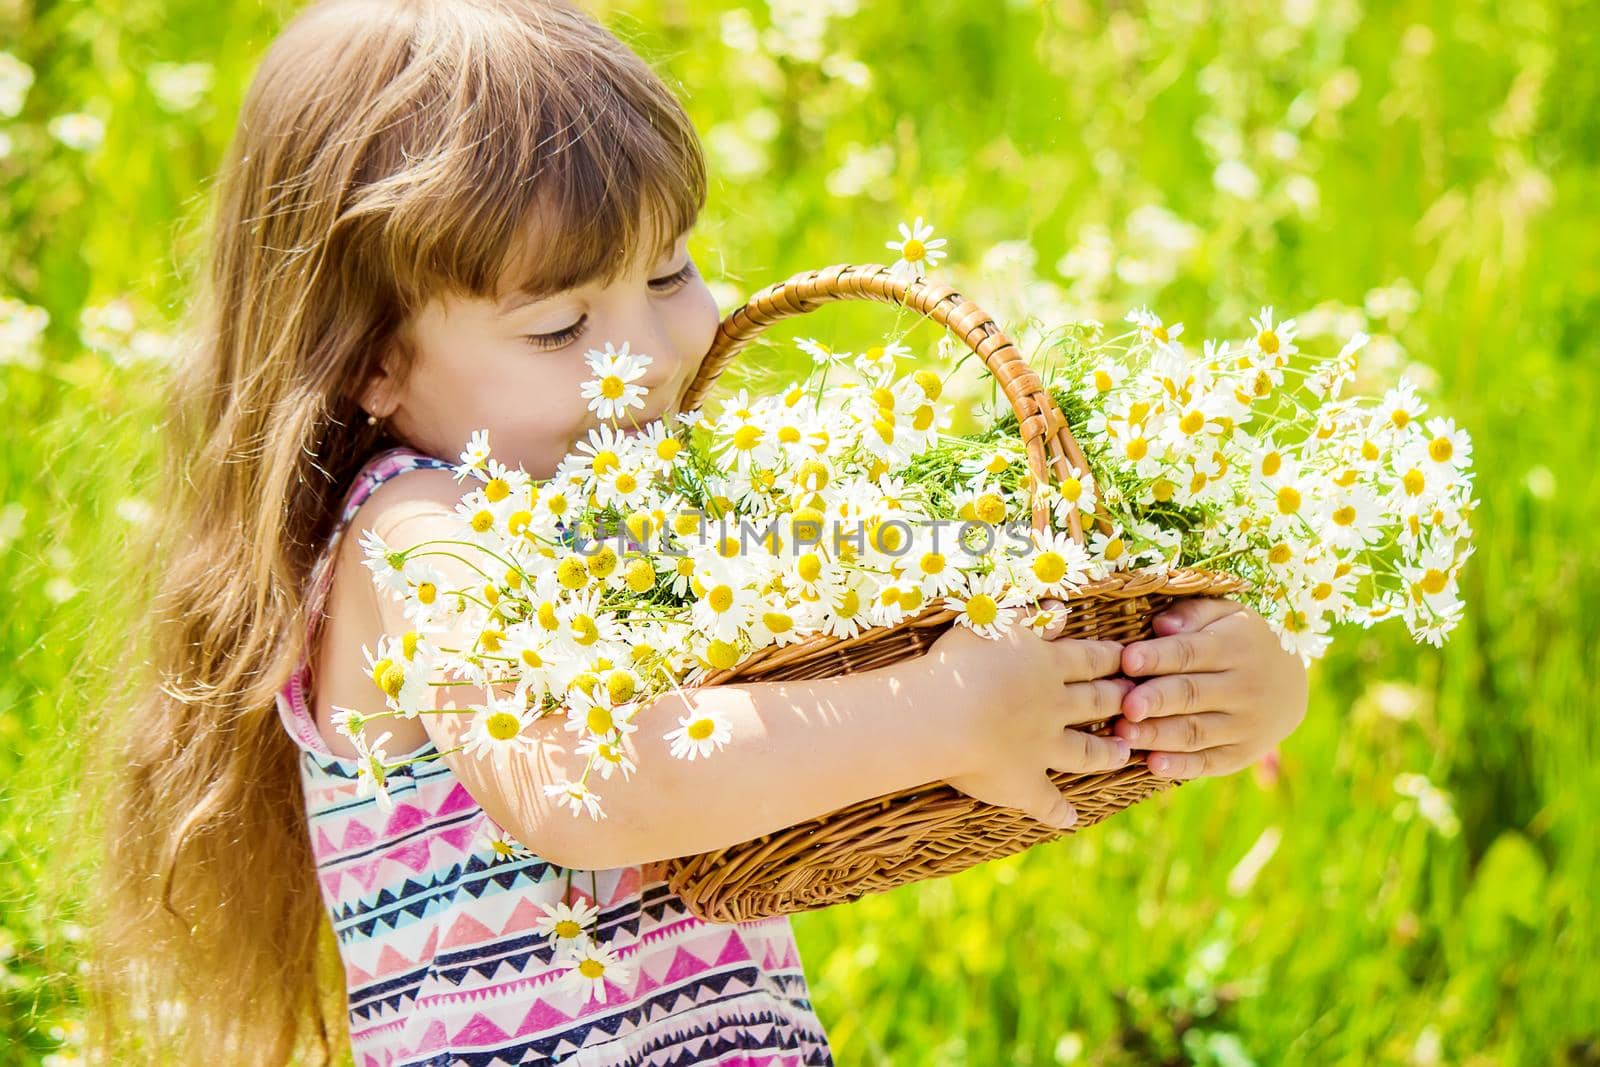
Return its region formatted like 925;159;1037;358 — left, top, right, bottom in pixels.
358;339;405;419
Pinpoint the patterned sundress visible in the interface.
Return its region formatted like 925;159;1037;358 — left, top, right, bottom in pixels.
275;445;834;1066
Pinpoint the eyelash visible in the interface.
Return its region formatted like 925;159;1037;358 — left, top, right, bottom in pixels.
521;261;699;352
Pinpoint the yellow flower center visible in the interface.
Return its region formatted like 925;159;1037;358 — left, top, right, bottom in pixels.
965;593;999;626
554;919;581;939
578;959;606;979
1277;486;1302;514
687;717;715;741
587;546;618;578
732;424;763;451
1420;568;1448;595
372;658;404;699
1402;469;1426;496
975;493;1006;524
1178;411;1205;435
625;559;655;593
1126;437;1148;461
705;640;739;670
919;551;945;575
416;582;437;605
901;237;926;261
1428;436;1453;463
586;704;614;735
485;711;521;741
557;556;588;589
1033;551;1067;584
1332;505;1356;526
485;478;510;503
914;369;942;399
471;510;494;533
797;553;823;583
600;374;625;400
1257;329;1280;354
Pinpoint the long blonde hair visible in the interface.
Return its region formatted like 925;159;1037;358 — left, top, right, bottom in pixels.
88;1;705;1060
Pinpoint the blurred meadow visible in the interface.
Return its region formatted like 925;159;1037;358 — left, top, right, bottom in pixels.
3;0;1598;1063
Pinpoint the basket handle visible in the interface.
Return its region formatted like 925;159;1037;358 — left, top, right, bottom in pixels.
681;262;1108;544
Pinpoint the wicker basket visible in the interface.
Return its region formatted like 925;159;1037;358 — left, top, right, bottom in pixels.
660;263;1250;924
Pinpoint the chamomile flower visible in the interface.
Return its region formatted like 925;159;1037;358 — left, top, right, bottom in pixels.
1086;524;1133;577
1126;306;1183;351
885;216;948;282
535;898;601;947
575;734;638;781
559;938;632;1005
1020;528;1093;599
959;444;1022;481
544;777;606;819
944;570;1025;639
460;700;537;768
1375;378;1428;437
580;342;652;422
796;337;847;367
1249;307;1299;363
359;528;409;599
454;429;492;483
664;706;732;760
479;823;530;864
352;730;395;813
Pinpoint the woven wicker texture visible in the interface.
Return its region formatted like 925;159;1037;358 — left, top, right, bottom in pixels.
664;263;1250;923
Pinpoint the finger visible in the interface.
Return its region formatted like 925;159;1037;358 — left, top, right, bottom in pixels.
1120;672;1234;722
1061;677;1135;725
1055;638;1126;682
1122;628;1229;677
1151;596;1246;636
1050;728;1132;774
997;773;1080;829
1146;745;1244;780
1114;711;1235;752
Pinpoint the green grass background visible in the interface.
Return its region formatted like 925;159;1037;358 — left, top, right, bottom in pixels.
2;0;1597;1063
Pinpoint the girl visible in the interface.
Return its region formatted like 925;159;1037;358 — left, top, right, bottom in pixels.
91;0;1309;1063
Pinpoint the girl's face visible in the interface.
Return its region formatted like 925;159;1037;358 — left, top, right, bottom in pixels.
363;219;719;479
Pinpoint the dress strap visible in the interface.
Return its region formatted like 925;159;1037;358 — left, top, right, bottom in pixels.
301;445;459;646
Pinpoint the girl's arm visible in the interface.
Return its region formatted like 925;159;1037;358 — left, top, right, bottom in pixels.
364;471;1129;870
365;475;971;870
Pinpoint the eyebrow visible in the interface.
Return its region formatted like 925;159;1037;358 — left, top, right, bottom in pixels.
496;229;689;315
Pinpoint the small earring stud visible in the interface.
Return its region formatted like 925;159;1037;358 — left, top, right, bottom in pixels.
366;413;378;426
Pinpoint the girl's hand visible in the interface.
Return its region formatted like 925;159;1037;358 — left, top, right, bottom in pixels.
1100;596;1309;780
927;618;1134;830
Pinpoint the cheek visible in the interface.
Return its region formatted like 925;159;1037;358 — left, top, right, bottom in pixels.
673;285;722;375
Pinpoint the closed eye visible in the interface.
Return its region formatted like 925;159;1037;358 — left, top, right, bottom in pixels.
522;261;698;352
650;260;698;292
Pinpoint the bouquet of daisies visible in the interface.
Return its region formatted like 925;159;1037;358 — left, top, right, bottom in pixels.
342;221;1476;820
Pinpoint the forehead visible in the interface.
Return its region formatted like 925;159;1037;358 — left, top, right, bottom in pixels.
492;196;690;312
